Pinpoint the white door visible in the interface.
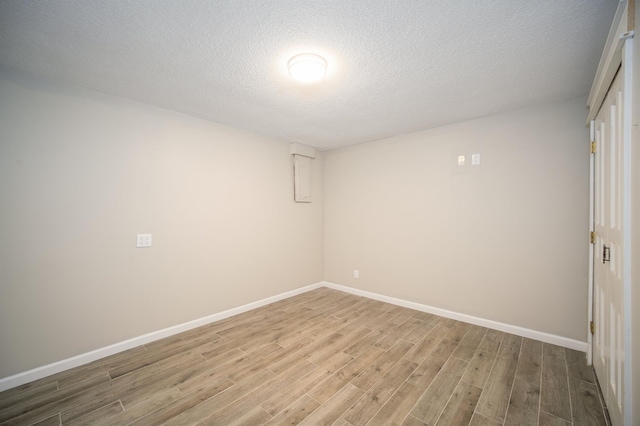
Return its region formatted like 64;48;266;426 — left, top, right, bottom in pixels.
592;70;624;426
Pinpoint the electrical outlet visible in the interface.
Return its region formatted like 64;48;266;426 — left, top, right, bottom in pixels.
354;269;359;279
472;153;481;165
136;234;152;248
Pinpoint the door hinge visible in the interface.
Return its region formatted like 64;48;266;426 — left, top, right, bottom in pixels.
591;141;597;153
590;231;596;244
590;321;595;335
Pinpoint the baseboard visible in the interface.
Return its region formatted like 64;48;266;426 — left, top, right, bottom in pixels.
321;281;588;353
0;280;588;392
0;282;323;393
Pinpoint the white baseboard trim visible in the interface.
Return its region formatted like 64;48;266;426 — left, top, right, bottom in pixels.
321;281;588;353
0;280;587;392
0;282;323;393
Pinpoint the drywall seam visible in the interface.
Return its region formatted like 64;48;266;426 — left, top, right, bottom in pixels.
322;282;588;352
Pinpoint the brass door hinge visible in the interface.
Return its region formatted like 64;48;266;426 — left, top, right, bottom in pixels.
591;141;597;153
590;231;596;244
590;321;595;335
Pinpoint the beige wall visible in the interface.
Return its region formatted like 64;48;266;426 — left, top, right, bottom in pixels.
0;67;596;383
324;97;590;341
0;69;324;378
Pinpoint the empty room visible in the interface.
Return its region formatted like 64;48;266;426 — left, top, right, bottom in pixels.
1;1;639;425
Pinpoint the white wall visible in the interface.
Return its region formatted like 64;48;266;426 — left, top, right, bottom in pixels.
0;69;324;379
324;97;590;342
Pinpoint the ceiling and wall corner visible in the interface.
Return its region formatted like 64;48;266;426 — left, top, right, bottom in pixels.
0;1;617;151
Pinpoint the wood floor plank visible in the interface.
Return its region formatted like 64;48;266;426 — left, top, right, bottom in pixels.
357;310;402;333
53;360;191;423
350;340;414;391
307;327;372;365
342;358;417;426
403;319;436;344
65;400;123;426
468;412;501;426
228;406;273;426
0;373;112;426
484;329;505;342
538;410;572;426
410;357;468;424
110;338;199;378
205;361;317;425
229;339;311;382
261;351;353;416
382;309;413;327
57;346;147;389
411;311;434;322
375;317;424;351
402;415;428;425
29;413;61;426
434;380;482;425
268;332;344;375
307;373;349;405
503;378;540;426
273;315;341;348
461;333;502;389
200;339;246;361
439;318;457;328
565;348;595;383
540;344;572;422
92;388;184;426
516;338;542;385
543;343;566;360
367;381;422;426
115;355;210;408
126;377;235;426
451;325;486;361
298;383;363;426
404;324;449;365
407;323;468;390
344;328;387;358
474;334;522;423
158;369;277;426
263;395;319;425
0;381;58;412
569;377;607;425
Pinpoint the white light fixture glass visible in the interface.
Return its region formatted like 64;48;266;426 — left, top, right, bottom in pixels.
288;53;327;83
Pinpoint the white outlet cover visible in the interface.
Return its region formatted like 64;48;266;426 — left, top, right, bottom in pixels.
472;153;481;165
136;234;152;247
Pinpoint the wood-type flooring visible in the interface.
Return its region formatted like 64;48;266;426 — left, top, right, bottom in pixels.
0;287;608;425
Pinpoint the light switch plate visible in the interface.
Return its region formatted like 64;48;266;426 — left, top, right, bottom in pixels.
136;234;152;247
457;155;466;166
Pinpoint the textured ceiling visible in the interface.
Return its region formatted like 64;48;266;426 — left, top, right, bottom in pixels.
0;1;617;151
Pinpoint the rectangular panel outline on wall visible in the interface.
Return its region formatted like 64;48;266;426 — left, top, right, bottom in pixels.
293;154;312;203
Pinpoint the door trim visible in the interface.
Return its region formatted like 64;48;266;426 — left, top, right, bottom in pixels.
620;33;634;425
587;1;633;123
588;119;595;366
587;2;634;424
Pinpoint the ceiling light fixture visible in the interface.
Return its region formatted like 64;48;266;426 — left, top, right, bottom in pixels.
288;53;327;84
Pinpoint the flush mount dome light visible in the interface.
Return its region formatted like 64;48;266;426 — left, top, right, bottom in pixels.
288;53;327;83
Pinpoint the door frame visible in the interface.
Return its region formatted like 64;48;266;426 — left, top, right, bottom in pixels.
587;1;634;424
